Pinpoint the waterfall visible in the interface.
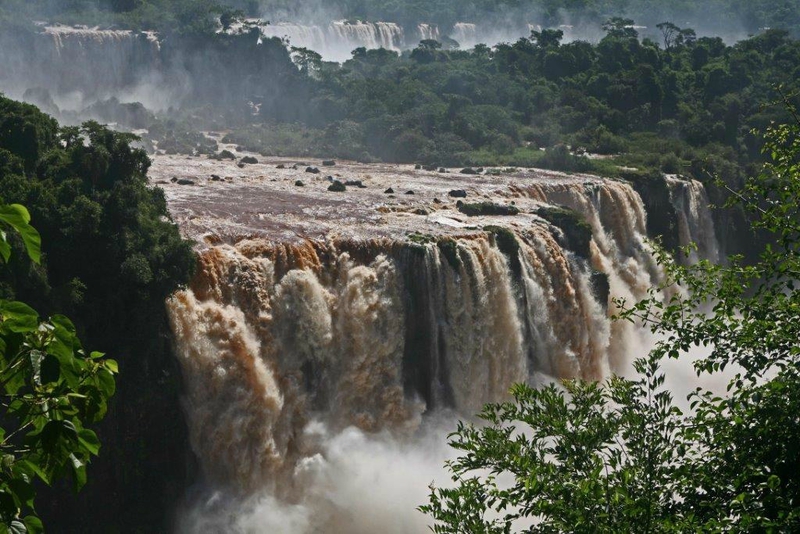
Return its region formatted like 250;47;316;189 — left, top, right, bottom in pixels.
259;20;404;62
41;25;160;97
666;176;720;264
166;183;651;495
451;23;479;48
0;24;163;109
416;24;440;43
152;153;722;531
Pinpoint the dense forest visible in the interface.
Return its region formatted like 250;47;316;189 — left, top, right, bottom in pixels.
0;97;196;530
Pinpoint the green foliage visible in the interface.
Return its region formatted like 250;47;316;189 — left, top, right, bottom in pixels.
0;95;195;529
0;97;195;343
0;207;116;533
422;113;800;531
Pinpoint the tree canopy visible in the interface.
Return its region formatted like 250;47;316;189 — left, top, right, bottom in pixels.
0;95;195;530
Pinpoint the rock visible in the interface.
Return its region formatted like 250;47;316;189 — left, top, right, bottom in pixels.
210;174;222;181
449;189;468;198
322;160;336;166
476;167;485;173
458;202;520;216
460;167;478;174
405;190;415;195
345;180;364;187
433;198;442;204
277;164;286;169
306;167;321;174
414;164;422;170
590;271;610;309
328;181;346;192
237;163;245;168
214;149;236;160
295;180;305;187
240;156;259;165
438;167;448;173
423;165;437;171
535;206;593;259
176;179;195;186
170;177;178;183
414;208;429;215
384;188;394;194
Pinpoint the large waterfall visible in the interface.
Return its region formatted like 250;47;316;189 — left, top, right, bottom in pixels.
150;154;719;532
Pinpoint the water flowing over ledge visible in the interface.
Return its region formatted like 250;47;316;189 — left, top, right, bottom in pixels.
149;154;718;531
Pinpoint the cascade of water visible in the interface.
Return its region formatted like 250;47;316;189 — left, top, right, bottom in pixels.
416;23;440;43
166;218;628;491
42;25;160;95
157;158;723;530
259;21;403;61
451;23;479;48
665;176;720;264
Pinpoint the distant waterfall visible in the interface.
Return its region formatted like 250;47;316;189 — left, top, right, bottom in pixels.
259;20;405;61
0;24;163;108
416;23;440;43
451;23;479;48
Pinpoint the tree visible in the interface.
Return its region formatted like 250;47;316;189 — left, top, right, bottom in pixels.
0;204;117;533
602;17;639;40
421;110;800;531
291;46;323;76
531;29;563;49
656;22;680;50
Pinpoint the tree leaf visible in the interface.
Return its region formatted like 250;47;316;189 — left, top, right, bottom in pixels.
0;204;41;265
0;301;39;333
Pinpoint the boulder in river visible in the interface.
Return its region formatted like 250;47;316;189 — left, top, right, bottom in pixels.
449;189;468;198
306;167;321;174
295;180;305;187
240;156;259;165
177;179;196;186
213;149;236;161
322;160;336;166
384;187;394;194
460;167;478;175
